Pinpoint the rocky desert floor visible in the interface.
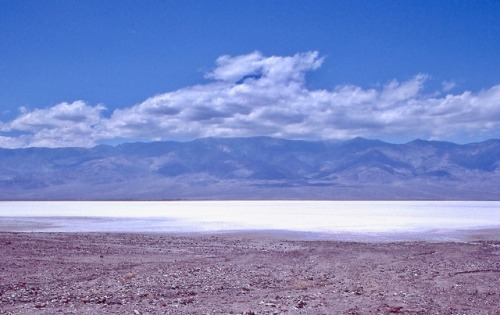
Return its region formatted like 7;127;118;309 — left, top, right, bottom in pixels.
0;232;499;314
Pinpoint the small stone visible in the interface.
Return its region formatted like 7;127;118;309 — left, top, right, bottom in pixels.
388;306;403;313
124;272;136;280
296;300;306;308
34;302;46;309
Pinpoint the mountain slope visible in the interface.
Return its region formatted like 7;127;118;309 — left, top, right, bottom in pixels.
0;137;499;200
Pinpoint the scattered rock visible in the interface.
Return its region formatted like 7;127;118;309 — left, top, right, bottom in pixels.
124;272;136;281
179;297;195;305
34;302;46;309
388;306;403;313
1;233;499;314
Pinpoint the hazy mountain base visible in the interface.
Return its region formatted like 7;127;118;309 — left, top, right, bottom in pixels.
1;175;499;200
0;137;499;200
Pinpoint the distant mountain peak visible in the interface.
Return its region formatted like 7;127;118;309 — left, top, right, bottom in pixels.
0;136;498;200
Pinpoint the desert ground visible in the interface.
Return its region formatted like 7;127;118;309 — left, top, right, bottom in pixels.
0;232;499;315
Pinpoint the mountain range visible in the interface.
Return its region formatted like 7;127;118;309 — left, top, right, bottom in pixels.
0;137;499;200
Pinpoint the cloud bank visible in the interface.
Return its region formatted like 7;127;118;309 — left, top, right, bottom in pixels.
1;51;500;148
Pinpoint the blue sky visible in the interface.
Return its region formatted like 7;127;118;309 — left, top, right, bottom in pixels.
0;0;499;147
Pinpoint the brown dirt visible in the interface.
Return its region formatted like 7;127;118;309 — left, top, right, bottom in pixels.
0;232;499;314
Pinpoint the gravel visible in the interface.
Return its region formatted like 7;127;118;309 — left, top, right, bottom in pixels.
1;232;499;314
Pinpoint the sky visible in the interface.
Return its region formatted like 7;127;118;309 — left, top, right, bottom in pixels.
0;0;499;148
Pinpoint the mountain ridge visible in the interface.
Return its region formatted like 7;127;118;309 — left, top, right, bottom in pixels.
0;137;499;200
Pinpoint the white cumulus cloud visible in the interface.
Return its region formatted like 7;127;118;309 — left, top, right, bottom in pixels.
1;51;499;148
2;101;106;148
